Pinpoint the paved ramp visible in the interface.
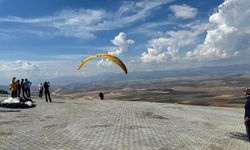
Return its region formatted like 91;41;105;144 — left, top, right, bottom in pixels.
0;98;249;150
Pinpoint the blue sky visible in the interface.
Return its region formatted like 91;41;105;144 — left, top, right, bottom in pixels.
0;0;249;83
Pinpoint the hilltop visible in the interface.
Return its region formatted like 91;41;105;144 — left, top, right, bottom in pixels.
0;97;249;149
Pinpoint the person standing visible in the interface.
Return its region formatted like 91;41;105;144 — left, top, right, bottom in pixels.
44;81;52;102
16;80;21;97
24;79;32;97
38;83;43;98
244;88;250;141
9;77;17;98
21;79;26;98
99;92;104;100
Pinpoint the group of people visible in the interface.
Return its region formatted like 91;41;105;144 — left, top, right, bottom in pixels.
9;77;32;98
9;77;52;102
38;82;52;102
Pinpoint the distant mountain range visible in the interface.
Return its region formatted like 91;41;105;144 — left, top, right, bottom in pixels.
50;63;250;85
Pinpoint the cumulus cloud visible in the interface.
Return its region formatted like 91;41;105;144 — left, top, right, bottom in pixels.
142;0;250;63
97;59;113;67
12;60;39;71
109;32;135;55
0;60;40;81
141;38;176;63
186;0;250;61
141;28;204;63
0;60;39;72
169;4;198;19
98;32;134;67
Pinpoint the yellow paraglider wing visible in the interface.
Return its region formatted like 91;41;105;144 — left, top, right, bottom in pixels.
77;55;98;71
78;54;128;74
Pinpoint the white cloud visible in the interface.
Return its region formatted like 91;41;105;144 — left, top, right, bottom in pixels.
0;60;40;81
98;32;134;66
13;60;39;71
0;60;39;72
142;0;250;63
0;58;84;83
169;4;198;19
100;0;173;28
186;0;250;61
0;0;173;39
109;32;135;55
0;9;107;39
97;59;113;67
141;38;177;63
141;28;203;63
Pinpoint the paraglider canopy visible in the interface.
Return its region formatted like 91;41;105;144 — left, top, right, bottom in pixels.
78;54;128;74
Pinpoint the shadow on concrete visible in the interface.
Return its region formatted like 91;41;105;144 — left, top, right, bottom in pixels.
226;132;249;142
0;110;21;112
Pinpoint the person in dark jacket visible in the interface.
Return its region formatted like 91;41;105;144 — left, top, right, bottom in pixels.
244;88;250;141
16;80;21;97
99;92;104;100
44;82;52;102
21;79;26;98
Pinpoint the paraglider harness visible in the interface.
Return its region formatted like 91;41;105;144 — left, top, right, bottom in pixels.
0;97;35;108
